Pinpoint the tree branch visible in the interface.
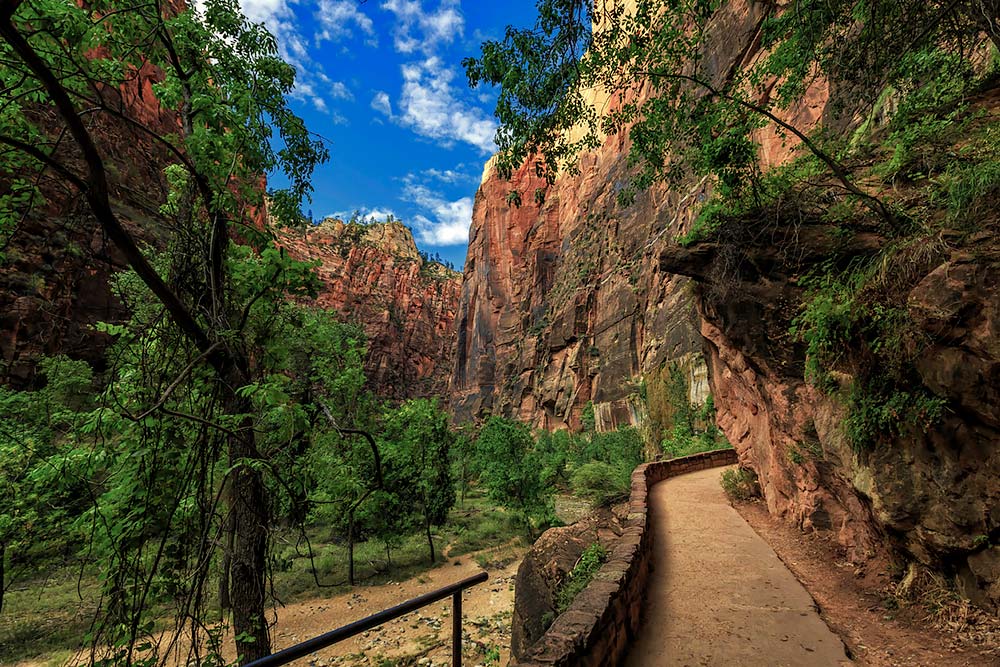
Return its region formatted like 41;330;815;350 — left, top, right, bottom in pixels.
0;14;227;374
0;134;86;189
637;70;898;227
318;401;383;488
131;342;224;421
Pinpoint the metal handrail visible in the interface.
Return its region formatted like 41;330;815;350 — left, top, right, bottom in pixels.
245;572;489;667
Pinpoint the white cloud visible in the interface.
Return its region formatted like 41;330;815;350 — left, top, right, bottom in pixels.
315;0;376;44
397;57;496;154
330;81;354;101
423;166;475;183
402;177;472;245
371;91;393;116
380;0;463;55
326;206;399;222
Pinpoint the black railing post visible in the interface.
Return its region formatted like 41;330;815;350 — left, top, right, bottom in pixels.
452;590;462;666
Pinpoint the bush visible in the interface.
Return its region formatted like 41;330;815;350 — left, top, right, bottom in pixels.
720;467;759;502
570;461;630;506
844;379;947;452
555;543;607;613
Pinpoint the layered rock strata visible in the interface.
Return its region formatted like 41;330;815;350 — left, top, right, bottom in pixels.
277;220;461;399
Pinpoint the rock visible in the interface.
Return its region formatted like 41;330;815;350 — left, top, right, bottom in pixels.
511;504;626;658
276;221;461;399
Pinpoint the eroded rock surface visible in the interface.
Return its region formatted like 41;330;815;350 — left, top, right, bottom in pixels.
277;220;461;399
510;505;627;659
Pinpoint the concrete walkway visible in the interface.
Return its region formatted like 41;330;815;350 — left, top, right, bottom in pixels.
624;466;852;666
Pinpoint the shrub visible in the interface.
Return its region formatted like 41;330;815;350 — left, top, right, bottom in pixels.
570;461;630;506
555;543;607;613
844;379;947;452
720;467;759;502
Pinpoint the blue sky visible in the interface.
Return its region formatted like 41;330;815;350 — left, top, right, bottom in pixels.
235;0;539;268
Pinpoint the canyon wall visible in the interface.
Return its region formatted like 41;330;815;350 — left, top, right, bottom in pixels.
451;1;803;435
450;115;707;436
277;220;461;399
0;63;179;386
454;0;1000;609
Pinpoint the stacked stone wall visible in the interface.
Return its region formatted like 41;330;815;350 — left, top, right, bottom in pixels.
512;448;738;666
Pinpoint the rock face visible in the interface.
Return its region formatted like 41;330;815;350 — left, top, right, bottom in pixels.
510;505;627;658
450;0;815;434
1;61;179;386
277;220;461;399
450;120;706;435
455;0;1000;609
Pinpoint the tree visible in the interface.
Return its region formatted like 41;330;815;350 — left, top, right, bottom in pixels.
474;417;553;534
0;357;94;614
0;0;326;662
379;399;455;564
451;425;477;505
464;0;997;229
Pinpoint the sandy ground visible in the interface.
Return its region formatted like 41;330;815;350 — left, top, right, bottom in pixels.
11;544;523;667
264;547;519;667
624;466;852;667
736;500;1000;667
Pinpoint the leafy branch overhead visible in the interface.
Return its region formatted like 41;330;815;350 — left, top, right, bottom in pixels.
465;0;999;224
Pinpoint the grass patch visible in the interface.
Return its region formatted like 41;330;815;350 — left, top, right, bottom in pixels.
569;461;630;507
0;566;101;663
555;543;607;614
720;467;759;502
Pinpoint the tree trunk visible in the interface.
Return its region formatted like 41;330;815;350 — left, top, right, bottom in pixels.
219;511;234;614
348;514;356;587
227;411;271;665
425;520;435;565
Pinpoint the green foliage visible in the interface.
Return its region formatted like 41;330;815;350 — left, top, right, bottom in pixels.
657;362;730;458
792;258;950;452
555;542;606;614
720;468;759;502
680;153;826;245
844;379;947;452
474;417;555;533
570;462;629;506
943;158;1000;224
580;400;595;432
378;399;456;562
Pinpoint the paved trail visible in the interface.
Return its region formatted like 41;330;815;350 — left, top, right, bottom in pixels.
624;466;852;666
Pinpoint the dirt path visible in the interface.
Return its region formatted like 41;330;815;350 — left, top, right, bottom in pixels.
266;550;517;667
736;500;1000;667
12;547;523;667
624;466;852;667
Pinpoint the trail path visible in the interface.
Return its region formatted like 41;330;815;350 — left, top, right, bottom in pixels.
624;466;852;666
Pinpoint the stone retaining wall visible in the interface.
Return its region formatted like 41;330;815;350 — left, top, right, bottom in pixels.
511;448;739;666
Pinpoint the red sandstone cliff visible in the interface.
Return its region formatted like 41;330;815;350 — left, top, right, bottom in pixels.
454;0;1000;610
451;1;807;434
0;61;179;385
277;220;461;399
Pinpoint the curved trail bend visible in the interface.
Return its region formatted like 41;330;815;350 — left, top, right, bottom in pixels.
625;466;852;666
